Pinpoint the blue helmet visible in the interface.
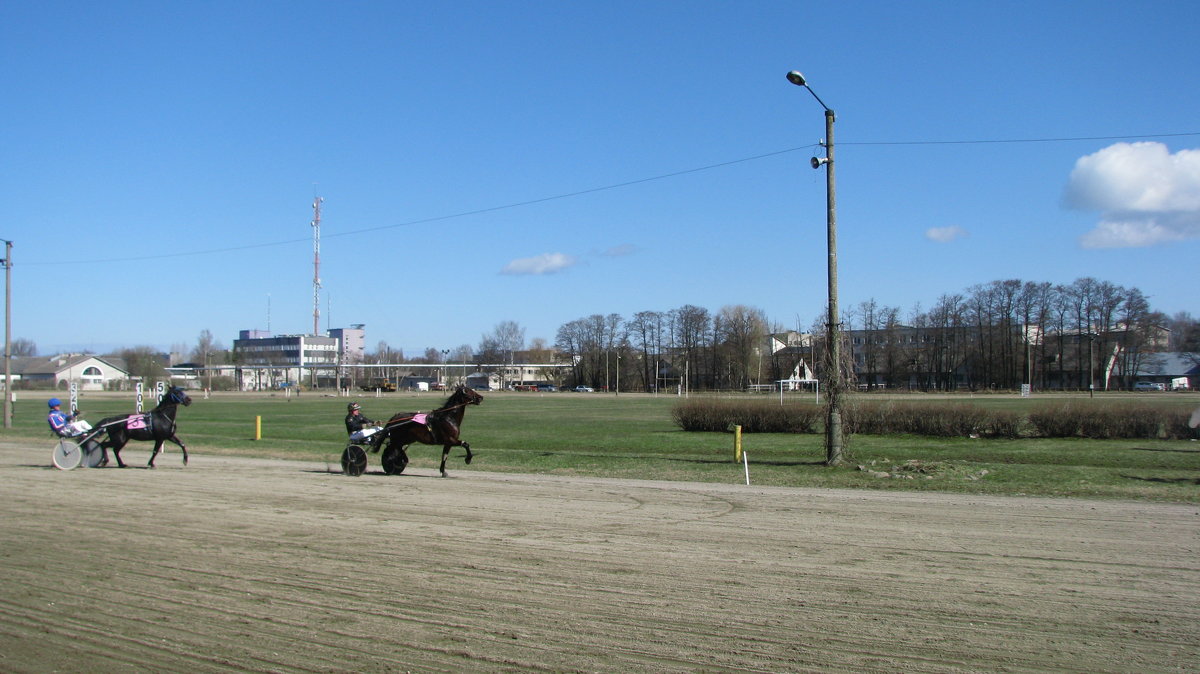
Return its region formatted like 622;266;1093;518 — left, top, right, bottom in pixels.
48;398;62;408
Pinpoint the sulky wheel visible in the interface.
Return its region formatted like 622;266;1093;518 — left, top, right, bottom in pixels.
342;444;368;477
380;443;409;475
52;439;83;470
81;439;107;468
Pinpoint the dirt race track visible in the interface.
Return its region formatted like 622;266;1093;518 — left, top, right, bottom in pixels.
1;442;1197;673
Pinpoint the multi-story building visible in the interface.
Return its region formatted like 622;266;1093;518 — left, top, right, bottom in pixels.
232;331;340;390
328;326;366;365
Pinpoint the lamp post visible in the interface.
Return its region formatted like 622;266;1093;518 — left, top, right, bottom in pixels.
1087;332;1095;398
786;70;843;465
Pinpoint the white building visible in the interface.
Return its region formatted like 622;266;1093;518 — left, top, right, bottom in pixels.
9;354;130;391
232;331;341;390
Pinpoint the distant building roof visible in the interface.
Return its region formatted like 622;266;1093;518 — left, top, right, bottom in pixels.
1136;352;1200;377
11;354;129;377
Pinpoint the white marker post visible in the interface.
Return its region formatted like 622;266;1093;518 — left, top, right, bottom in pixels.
136;382;144;413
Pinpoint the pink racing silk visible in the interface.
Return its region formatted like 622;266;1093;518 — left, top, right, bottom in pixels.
126;414;150;431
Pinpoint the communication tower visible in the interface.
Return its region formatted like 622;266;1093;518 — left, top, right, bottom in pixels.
311;197;323;336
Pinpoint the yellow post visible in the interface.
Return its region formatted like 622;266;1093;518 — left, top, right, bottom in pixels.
734;425;742;462
255;415;262;441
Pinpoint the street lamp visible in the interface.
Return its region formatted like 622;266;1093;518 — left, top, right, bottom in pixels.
786;70;843;465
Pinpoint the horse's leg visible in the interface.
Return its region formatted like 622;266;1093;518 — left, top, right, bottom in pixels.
462;441;473;465
90;431;111;467
105;434;129;468
147;440;164;468
167;434;188;465
440;444;451;477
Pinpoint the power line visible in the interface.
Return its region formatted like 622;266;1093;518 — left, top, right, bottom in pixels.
842;131;1200;146
28;130;1200;266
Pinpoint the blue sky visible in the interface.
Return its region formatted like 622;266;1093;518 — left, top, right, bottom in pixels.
3;1;1197;357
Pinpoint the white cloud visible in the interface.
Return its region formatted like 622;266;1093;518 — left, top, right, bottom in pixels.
1064;142;1200;248
500;252;577;275
1080;212;1200;249
925;225;968;243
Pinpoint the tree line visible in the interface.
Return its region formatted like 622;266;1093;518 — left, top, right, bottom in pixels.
550;277;1197;392
16;277;1196;393
848;278;1196;391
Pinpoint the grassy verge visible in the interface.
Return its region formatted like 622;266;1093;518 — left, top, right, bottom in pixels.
5;390;1198;502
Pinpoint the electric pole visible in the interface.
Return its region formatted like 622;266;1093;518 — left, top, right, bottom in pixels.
2;239;10;429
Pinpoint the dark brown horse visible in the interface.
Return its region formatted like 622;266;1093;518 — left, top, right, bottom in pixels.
93;386;193;468
374;385;483;477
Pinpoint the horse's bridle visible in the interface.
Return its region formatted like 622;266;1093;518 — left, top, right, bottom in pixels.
433;393;481;416
435;400;477;414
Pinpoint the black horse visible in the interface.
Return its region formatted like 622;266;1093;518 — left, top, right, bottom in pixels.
375;385;483;477
93;386;193;468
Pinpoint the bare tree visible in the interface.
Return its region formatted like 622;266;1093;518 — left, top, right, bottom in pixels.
716;305;767;390
120;346;169;384
628;311;664;392
191;329;225;367
555;319;586;385
478;320;525;366
11;338;36;357
671;305;710;391
853;299;882;389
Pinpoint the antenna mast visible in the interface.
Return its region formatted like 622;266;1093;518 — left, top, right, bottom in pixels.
311;197;323;336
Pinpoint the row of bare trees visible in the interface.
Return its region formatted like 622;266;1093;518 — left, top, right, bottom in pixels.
847;278;1194;391
555;305;776;392
551;277;1194;393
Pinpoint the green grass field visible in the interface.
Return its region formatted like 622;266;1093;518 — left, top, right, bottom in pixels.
7;389;1199;502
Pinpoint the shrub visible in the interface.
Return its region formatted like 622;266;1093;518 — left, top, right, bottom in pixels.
1165;408;1200;440
671;400;822;434
842;400;890;435
845;401;991;437
1028;402;1188;439
981;409;1024;439
1028;402;1084;437
1078;404;1161;439
675;398;1193;441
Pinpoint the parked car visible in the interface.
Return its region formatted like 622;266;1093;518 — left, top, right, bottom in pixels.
1134;381;1165;391
573;385;594;392
537;384;558;392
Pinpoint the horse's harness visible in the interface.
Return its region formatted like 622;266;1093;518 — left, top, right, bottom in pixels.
385;395;477;443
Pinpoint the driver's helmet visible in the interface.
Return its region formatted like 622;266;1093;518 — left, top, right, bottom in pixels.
48;398;62;408
348;402;361;413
